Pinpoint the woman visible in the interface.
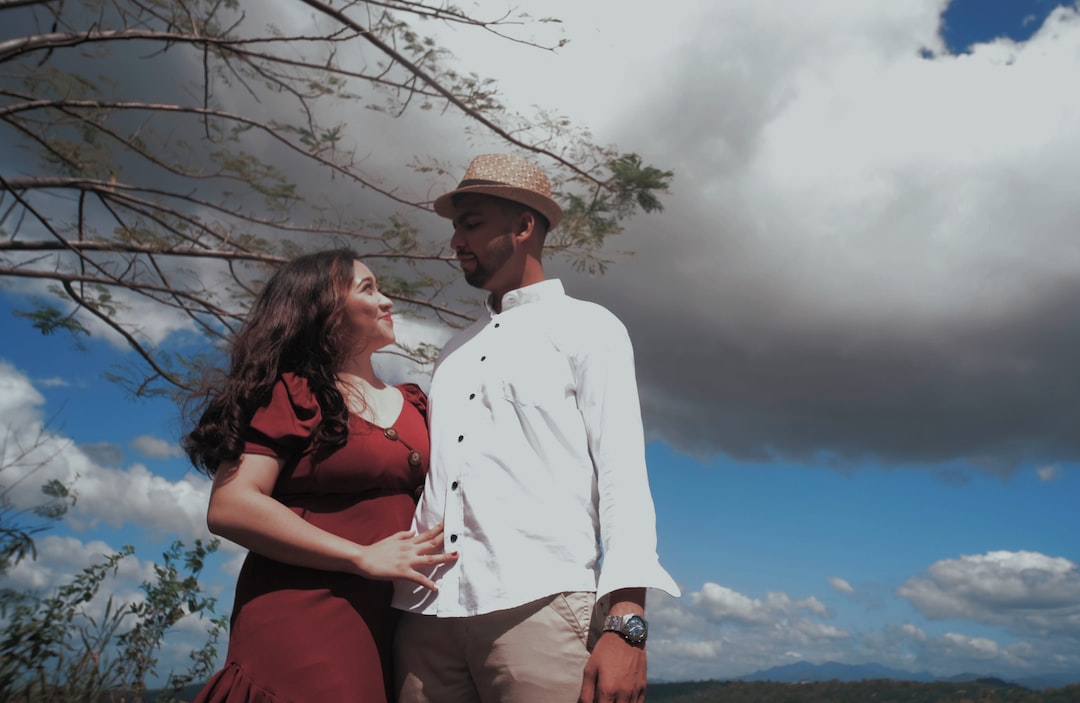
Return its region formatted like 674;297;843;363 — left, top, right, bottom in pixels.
185;249;456;702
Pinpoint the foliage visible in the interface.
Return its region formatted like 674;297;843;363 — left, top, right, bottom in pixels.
0;539;227;703
0;0;673;398
0;426;77;573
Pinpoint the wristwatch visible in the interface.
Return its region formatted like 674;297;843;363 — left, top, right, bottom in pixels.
603;613;648;646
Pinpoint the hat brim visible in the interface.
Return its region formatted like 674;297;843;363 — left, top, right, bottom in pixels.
433;184;563;230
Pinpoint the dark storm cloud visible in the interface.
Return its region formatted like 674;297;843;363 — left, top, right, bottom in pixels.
553;2;1080;470
622;278;1080;467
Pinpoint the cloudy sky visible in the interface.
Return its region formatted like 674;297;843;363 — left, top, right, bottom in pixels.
3;0;1080;687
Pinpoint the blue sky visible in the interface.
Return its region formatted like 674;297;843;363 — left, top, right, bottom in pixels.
2;0;1079;687
941;0;1063;51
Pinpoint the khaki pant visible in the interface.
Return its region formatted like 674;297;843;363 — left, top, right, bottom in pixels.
394;592;606;703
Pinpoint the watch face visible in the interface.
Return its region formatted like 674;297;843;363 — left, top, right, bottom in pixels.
605;614;649;644
625;615;647;642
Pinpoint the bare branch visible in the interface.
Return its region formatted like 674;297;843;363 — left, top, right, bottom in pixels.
0;239;451;263
0;0;671;397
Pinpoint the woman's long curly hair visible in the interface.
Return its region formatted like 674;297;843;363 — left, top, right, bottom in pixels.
184;249;363;475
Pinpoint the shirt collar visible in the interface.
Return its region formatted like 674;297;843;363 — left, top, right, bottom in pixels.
487;279;564;315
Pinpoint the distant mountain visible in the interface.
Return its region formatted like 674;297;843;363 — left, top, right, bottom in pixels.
937;673;1017;685
1013;672;1080;691
738;660;935;684
735;661;1080;691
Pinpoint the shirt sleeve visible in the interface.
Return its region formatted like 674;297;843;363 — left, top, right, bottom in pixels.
573;308;681;600
243;373;322;458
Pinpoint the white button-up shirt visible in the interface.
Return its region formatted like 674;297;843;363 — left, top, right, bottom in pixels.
392;279;680;616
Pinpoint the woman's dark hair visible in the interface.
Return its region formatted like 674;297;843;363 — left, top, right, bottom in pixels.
184;248;362;475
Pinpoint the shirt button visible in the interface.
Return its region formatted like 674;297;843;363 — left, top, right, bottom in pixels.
450;534;458;543
494;323;500;328
451;481;459;490
458;435;464;442
480;355;487;361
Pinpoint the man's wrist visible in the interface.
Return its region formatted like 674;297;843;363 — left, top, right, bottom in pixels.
602;613;648;647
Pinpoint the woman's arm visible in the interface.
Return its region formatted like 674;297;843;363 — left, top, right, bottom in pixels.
207;452;455;590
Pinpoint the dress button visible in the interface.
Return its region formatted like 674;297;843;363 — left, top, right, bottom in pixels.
383;428;398;440
408;451;422;466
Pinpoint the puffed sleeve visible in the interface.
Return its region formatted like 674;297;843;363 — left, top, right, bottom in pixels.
398;382;428;426
242;373;322;458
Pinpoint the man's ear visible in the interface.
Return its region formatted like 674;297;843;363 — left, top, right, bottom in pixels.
514;210;538;241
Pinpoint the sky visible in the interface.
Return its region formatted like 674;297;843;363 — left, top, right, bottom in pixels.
2;0;1080;687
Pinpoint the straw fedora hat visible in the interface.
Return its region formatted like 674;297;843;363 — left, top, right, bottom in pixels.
433;154;563;230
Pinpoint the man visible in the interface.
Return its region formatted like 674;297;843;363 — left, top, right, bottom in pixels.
393;154;680;703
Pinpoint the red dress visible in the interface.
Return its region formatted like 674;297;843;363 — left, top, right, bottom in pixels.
194;374;428;703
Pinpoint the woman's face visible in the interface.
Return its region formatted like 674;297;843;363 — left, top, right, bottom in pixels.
342;260;395;351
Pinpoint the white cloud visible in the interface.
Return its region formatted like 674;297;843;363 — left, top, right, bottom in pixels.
0;361;213;542
829;576;856;594
898;550;1080;636
0;360;45;421
2;535;151;595
68;462;212;537
941;632;1002;659
130;434;184;459
646;583;848;680
690;582;772;624
687;583;830;625
648;553;1080;682
900;623;927;640
35;376;70;388
856;621;1060;678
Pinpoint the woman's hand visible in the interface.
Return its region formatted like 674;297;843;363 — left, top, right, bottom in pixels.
208;456;457;587
357;523;458;591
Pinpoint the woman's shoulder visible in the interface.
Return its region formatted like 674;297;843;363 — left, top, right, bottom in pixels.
244;373;322;455
259;372;321;419
277;371;317;404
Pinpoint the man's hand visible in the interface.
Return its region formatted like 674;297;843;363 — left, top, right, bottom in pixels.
578;631;646;703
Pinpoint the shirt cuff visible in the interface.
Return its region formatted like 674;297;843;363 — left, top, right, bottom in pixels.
597;553;682;600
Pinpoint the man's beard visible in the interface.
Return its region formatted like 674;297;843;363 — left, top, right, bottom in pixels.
463;233;514;289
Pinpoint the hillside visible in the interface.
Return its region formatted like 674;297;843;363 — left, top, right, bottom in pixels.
648;678;1080;702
